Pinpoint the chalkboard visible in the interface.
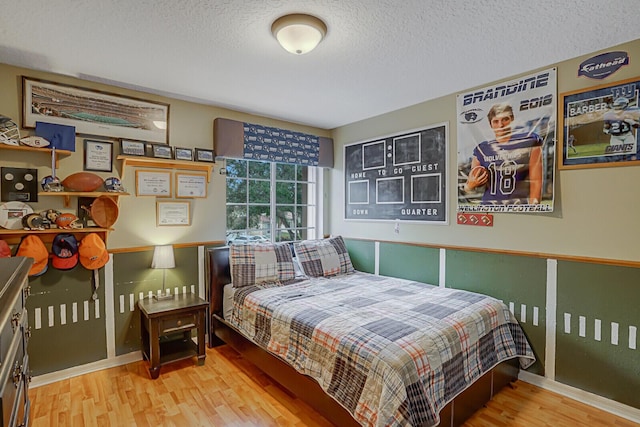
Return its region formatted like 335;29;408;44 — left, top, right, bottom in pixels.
344;123;448;223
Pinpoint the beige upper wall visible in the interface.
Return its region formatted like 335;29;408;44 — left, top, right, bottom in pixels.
329;39;640;262
0;64;329;249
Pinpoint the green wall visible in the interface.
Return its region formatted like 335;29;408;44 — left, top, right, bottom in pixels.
27;267;107;376
556;261;640;408
344;239;375;273
379;242;439;285
113;247;200;356
445;250;546;375
26;246;200;375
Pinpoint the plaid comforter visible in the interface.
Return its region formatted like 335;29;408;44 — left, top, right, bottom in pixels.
229;272;535;427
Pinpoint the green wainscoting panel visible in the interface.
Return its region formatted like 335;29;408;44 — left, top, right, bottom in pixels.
379;243;440;285
445;250;546;375
27;266;107;376
343;239;375;273
556;261;640;409
113;247;200;356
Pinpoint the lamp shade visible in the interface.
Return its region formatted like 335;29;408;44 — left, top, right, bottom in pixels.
271;14;327;55
151;245;175;269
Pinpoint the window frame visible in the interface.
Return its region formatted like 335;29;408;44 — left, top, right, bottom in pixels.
224;158;323;244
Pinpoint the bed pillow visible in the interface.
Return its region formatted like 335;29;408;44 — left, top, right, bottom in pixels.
293;236;355;277
230;242;295;287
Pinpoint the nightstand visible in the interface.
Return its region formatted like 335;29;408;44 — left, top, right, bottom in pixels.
138;293;208;379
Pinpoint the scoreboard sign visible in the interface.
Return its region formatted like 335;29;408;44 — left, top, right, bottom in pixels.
344;123;448;223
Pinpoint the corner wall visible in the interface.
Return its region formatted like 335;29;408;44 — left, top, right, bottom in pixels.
331;38;640;421
329;39;640;262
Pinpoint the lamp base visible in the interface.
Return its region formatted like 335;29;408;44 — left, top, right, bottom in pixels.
153;293;174;301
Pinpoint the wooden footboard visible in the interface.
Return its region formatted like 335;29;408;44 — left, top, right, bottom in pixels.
205;246;518;427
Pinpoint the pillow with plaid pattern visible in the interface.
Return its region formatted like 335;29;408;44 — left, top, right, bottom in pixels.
230;242;295;287
293;236;355;277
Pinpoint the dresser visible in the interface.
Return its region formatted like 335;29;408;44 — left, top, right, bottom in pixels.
0;257;32;427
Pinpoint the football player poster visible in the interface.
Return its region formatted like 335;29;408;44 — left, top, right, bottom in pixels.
559;76;640;169
456;68;556;213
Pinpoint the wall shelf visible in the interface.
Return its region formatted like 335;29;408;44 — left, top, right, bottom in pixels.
39;191;129;207
0;145;71;168
117;155;214;182
0;227;113;246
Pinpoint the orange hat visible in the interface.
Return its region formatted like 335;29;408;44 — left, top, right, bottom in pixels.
79;233;109;270
0;240;11;258
16;235;48;276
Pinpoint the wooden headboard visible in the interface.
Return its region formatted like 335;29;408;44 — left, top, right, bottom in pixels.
205;246;230;319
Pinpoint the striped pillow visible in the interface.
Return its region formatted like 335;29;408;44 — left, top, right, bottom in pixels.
294;236;355;277
230;242;295;288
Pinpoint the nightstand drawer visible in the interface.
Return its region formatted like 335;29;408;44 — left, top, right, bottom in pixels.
159;313;197;334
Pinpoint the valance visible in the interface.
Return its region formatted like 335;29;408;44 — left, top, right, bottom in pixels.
214;118;333;167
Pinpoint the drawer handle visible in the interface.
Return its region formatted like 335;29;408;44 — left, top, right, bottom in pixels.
177;320;182;326
11;311;21;332
12;361;22;388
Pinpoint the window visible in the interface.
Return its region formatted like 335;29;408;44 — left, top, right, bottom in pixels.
225;159;320;245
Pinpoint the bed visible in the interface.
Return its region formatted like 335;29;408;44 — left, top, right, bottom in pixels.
206;237;535;427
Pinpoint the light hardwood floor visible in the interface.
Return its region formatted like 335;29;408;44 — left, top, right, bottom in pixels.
29;345;639;427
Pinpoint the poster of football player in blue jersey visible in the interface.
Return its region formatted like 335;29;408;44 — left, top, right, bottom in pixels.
457;69;556;213
559;77;640;169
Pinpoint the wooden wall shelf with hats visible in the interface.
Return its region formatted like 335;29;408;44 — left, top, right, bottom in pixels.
38;191;130;208
0;227;112;246
0;144;71;168
117;155;214;182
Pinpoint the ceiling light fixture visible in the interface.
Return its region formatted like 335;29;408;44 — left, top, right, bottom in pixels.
271;13;327;55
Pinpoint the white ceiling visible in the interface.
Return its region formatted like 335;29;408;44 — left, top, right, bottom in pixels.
1;1;640;130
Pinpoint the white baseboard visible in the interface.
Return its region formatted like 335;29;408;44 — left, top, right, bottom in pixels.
30;352;142;388
519;370;640;424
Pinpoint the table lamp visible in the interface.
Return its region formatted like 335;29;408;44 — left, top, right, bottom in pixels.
152;244;175;300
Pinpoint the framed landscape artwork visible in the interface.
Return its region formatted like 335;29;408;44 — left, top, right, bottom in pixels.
22;77;170;144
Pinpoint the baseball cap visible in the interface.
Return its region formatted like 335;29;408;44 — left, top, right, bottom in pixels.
0;240;11;257
79;233;109;270
16;235;48;276
51;233;79;270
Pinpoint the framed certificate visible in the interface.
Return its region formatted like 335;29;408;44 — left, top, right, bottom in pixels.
175;173;207;198
135;170;172;197
157;201;190;226
84;139;113;172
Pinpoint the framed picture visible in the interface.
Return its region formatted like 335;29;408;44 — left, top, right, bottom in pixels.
83;139;113;172
135;170;171;197
22;77;170;144
559;76;640;169
194;148;215;162
176;173;207;198
151;144;173;159
174;147;194;161
157;201;190;226
120;139;147;156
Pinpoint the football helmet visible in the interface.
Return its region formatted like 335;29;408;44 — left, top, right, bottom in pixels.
22;213;46;230
41;175;63;192
55;213;83;229
41;209;62;223
0;115;20;146
613;97;629;111
104;176;126;193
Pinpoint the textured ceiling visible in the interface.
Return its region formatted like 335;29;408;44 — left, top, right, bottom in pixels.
1;1;640;129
